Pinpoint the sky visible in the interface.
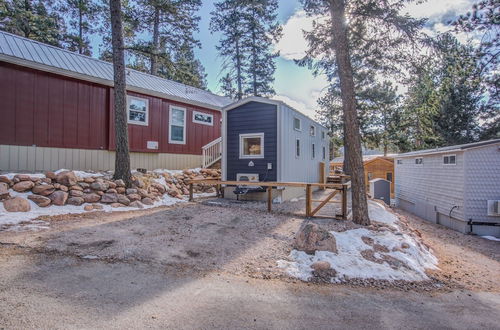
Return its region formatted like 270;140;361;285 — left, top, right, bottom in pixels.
192;0;477;119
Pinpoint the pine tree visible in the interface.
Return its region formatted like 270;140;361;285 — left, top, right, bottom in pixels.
128;0;206;87
300;0;426;225
210;0;246;99
211;0;281;98
109;0;132;187
57;0;102;55
0;0;65;46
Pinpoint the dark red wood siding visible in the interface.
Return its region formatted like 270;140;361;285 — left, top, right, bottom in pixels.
0;62;222;155
0;62;108;150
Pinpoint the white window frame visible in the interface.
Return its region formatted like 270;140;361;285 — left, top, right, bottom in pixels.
127;95;149;126
293;117;302;131
415;157;423;165
295;138;301;158
169;105;186;144
310;125;316;136
192;110;214;126
239;133;264;159
443;154;457;165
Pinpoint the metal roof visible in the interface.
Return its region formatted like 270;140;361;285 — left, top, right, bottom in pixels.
0;31;232;110
396;139;500;158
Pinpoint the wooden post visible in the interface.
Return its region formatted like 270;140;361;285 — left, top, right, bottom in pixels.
267;186;273;212
319;162;326;190
341;184;348;219
189;183;194;202
306;184;312;217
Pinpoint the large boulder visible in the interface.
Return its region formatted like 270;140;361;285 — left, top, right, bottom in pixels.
127;193;141;202
27;195;51;207
100;193;118;203
117;195;130;206
49;191;69;206
141;197;154;205
13;174;33;182
129;200;144;209
12;181;34;192
0;182;10;200
90;181;108;191
3;197;31;212
55;171;78;186
32;184;55;196
294;223;337;255
0;176;12;185
82;193;101;203
67;197;84;206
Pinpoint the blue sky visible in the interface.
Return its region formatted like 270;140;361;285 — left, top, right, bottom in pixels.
191;0;476;118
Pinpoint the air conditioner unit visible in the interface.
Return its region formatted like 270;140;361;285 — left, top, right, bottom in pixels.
487;200;500;216
237;173;259;182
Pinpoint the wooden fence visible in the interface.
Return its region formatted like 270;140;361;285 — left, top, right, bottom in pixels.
187;179;351;220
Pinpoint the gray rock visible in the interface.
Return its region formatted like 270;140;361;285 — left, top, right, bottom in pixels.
27;195;51;207
100;193;118;203
294;223;337;255
3;197;31;212
67;197;84;206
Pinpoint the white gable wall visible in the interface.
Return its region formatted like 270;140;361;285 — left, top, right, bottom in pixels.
395;151;466;223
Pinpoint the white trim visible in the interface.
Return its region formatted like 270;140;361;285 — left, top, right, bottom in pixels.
293;117;302;131
169;105;186;145
0;54;225;112
192;110;214;126
239;133;265;159
443;154;457;165
126;95;149;126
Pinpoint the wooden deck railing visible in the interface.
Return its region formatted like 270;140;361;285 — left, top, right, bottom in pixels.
201;137;222;168
187;179;351;220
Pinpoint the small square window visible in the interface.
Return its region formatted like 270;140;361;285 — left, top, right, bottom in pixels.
443;154;456;165
239;133;264;159
293;118;301;131
310;126;316;136
127;96;149;126
415;157;423;165
296;139;300;158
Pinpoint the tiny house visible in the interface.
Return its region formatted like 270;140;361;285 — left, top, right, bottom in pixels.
221;97;329;201
395;139;500;237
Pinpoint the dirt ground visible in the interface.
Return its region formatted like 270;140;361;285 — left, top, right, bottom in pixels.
0;193;499;328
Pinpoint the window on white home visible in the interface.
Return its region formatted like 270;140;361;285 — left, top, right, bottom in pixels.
239;133;264;159
443;154;456;165
415;157;423;165
312;143;315;159
169;106;186;144
293;117;301;131
127;95;149;125
310;125;316;136
321;131;326;140
192;111;213;126
322;146;326;160
397;159;403;164
296;139;301;158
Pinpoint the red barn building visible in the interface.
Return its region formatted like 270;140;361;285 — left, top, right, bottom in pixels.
0;31;230;172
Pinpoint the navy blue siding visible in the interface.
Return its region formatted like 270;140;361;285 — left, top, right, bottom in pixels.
226;101;277;181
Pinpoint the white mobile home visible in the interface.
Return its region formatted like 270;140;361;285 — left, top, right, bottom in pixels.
221;96;329;201
395;139;500;237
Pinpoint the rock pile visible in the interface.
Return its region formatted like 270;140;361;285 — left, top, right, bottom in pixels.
0;168;221;213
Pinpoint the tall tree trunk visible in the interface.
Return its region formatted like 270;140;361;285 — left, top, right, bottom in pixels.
109;0;132;187
329;0;370;225
78;0;83;54
150;7;160;76
235;37;243;100
342;122;351;175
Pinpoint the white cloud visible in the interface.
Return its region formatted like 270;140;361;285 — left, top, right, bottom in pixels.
403;0;473;21
275;10;325;61
272;88;325;120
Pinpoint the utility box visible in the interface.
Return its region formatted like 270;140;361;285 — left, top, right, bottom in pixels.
369;178;391;205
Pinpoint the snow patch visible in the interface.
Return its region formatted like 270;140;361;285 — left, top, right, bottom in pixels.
278;201;439;282
481;235;500;242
